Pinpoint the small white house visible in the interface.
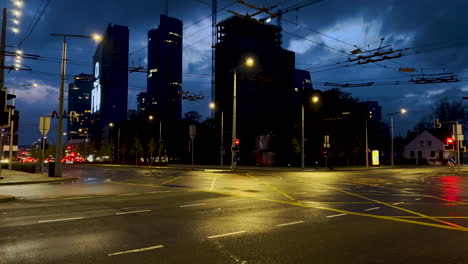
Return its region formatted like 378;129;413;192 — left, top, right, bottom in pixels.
403;130;449;165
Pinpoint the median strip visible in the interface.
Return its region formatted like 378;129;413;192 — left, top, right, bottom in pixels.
108;245;164;256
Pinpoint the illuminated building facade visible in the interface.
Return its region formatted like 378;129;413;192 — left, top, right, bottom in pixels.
67;73;93;140
92;24;129;126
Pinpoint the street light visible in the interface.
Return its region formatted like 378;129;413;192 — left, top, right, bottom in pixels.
388;108;407;167
50;33;101;177
210;102;224;167
231;57;254;170
301;89;319;169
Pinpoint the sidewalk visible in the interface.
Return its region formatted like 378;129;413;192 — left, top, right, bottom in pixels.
0;169;78;185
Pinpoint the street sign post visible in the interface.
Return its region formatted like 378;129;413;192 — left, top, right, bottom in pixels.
39;117;51;173
189;125;196;170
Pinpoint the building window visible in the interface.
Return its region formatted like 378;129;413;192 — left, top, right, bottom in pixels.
428;140;432;146
169;32;181;38
420;140;424;146
410;151;415;157
418;151;422;158
430;151;435;157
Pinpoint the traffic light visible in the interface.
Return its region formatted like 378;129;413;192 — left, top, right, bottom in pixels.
0;88;16;128
231;139;240;152
445;138;455;150
67;145;72;150
323;149;328;155
434;119;441;128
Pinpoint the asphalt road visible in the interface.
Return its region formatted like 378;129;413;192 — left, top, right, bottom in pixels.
1;165;468;263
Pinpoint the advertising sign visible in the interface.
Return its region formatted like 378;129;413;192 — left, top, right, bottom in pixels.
91;62;101;113
372;150;380;166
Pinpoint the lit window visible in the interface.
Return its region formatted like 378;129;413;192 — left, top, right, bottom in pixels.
169;32;181;37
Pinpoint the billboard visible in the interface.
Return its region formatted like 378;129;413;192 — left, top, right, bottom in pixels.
91;62;101;113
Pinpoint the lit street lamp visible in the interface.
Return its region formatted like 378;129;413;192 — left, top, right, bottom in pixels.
388;108;407;167
50;33;101;177
231;57;254;170
210;102;224;167
301;90;319;169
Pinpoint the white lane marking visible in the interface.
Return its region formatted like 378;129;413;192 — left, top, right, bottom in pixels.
294;192;307;195
415;198;422;201
227;199;245;202
393;202;404;205
108;245;164;256
207;231;247;239
63;196;95;200
326;213;347;218
147;191;172;194
276;221;304;227
38;217;85;223
115;209;152;215
180;203;206;208
118;193;141;196
363;207;380;211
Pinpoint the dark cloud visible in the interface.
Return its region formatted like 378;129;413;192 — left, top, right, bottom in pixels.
2;0;467;144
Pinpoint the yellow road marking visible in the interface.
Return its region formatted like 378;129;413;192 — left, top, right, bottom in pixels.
160;177;183;186
107;180;468;232
210;175;217;191
319;184;465;229
347;179;462;203
248;174;298;203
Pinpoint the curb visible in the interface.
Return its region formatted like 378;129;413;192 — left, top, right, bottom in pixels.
0;195;15;203
0;177;79;186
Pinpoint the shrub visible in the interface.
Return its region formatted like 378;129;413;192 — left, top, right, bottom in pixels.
1;163;37;173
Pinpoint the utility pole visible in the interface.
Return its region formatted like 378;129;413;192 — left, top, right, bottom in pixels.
231;70;237;170
55;35;67;177
0;8;7;179
8;88;15;169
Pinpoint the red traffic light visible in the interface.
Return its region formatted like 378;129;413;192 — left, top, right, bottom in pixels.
67;145;72;150
447;138;454;144
234;139;240;146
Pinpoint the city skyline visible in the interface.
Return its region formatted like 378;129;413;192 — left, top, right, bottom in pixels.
2;0;468;145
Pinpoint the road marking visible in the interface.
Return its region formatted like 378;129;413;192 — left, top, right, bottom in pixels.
276;221;304;227
210;175;217;191
248;174;298;203
115;209;151;215
415;198;422;201
393;202;404;205
207;231;246;239
107;178;468;232
363;207;380;211
326;213;347;218
38;217;85;223
227;198;245;202
180;203;206;208
108;245;164;256
320;183;465;229
294;192;308;195
146;191;172;194
118;193;141;196
160;177;183;186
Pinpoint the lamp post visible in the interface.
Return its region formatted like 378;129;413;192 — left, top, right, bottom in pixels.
301;88;319;169
388;108;407;167
231;57;254;171
50;33;101;177
210;102;224;167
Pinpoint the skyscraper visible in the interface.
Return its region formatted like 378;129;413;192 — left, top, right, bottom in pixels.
136;92;147;116
91;24;129;126
215;16;296;165
67;73;93;140
147;15;183;122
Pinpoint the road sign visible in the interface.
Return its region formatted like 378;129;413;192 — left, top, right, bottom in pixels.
189;125;196;140
39;117;50;136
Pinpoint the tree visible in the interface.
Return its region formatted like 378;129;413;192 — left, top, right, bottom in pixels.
131;138;143;165
184;111;202;124
148;138;157;165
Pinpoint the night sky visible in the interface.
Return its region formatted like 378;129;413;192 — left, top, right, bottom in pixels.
2;0;467;145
